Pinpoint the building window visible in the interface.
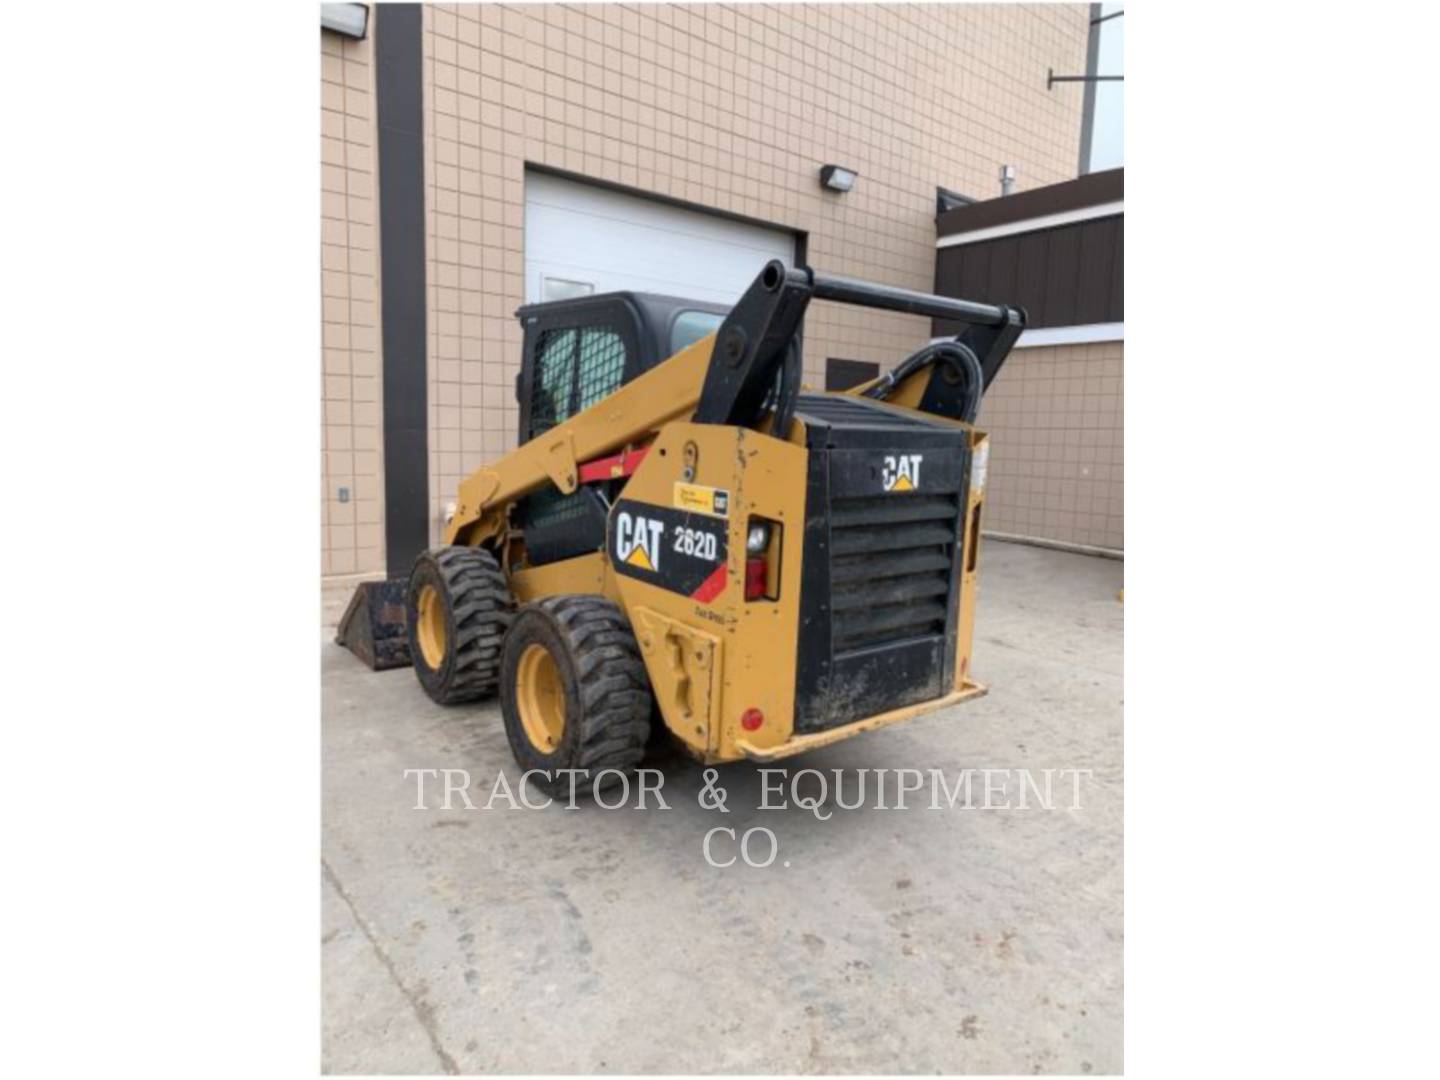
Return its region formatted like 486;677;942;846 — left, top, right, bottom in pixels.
541;276;595;302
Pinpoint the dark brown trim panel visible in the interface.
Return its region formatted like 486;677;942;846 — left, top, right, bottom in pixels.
933;213;1123;332
937;168;1123;240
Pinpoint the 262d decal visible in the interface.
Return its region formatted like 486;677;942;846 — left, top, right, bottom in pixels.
609;500;729;602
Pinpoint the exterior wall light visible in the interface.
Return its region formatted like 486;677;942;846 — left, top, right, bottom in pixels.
321;3;369;40
820;164;858;193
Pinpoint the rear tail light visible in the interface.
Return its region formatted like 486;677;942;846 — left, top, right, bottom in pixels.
744;517;781;601
740;707;765;731
744;557;767;599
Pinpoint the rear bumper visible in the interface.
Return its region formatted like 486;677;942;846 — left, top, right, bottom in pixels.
733;681;987;762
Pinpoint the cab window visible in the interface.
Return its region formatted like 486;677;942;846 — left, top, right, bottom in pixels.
670;310;725;355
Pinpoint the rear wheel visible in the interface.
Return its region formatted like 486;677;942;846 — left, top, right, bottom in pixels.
500;596;652;797
406;547;513;704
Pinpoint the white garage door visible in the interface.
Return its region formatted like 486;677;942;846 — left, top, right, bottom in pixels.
524;172;795;306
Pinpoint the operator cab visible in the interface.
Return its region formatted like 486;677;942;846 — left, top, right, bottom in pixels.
511;291;729;567
514;292;729;444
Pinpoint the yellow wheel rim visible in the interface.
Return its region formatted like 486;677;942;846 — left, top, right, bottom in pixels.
415;584;447;670
516;643;566;752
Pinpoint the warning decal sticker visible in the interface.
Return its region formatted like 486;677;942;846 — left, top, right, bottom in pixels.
672;482;730;518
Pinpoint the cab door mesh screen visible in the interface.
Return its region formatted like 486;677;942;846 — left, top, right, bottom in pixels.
575;329;626;411
531;328;577;436
531;327;627;435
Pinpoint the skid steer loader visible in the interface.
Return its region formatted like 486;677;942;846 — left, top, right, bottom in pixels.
340;261;1025;794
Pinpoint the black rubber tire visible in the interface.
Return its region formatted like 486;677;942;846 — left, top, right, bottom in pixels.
406;546;514;705
500;595;653;798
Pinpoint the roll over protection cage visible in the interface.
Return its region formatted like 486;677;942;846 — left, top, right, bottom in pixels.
692;259;1027;433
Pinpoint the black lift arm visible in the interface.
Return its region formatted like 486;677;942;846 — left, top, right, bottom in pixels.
692;260;1026;431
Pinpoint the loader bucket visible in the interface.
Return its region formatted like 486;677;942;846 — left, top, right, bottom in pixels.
334;579;412;670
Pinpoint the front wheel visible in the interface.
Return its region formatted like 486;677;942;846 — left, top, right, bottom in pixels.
406;546;513;704
500;596;652;797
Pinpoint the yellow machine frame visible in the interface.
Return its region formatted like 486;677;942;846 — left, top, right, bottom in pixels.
444;331;993;765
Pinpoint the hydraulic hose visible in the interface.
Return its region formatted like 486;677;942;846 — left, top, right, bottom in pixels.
771;341;802;440
862;340;985;425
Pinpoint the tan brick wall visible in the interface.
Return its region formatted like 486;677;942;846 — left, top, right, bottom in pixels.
417;2;1091;540
979;340;1124;551
321;29;385;576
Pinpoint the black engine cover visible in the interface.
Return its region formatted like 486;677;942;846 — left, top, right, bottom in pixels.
791;395;972;733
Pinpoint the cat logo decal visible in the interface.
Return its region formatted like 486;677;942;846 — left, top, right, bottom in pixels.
614;511;664;572
881;453;923;492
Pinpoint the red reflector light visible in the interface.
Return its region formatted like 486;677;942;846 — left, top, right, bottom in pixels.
741;707;765;731
744;556;767;600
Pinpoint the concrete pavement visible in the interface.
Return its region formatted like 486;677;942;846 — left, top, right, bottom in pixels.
321;539;1124;1074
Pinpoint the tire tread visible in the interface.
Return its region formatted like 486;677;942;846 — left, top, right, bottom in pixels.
536;595;651;779
412;546;514;704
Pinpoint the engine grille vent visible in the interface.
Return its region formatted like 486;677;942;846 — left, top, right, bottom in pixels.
829;493;959;653
792;421;972;736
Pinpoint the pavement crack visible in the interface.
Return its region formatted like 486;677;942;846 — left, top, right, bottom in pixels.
323;858;460;1075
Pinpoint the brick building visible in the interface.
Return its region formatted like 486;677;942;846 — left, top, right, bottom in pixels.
321;3;1108;578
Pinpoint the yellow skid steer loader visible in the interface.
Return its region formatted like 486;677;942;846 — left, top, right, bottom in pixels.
339;261;1025;794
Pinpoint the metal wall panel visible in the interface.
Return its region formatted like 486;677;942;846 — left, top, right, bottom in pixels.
933;215;1123;331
